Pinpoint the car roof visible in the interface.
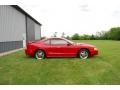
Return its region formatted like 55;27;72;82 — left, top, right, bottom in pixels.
49;37;65;39
42;37;65;40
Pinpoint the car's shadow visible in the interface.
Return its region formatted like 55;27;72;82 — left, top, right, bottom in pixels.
23;54;100;60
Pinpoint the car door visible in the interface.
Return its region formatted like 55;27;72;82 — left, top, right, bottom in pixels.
42;39;62;57
50;39;76;57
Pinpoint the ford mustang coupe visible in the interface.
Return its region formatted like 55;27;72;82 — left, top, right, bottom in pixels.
25;38;98;59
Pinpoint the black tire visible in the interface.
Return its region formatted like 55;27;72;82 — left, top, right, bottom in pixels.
35;50;45;59
79;49;89;59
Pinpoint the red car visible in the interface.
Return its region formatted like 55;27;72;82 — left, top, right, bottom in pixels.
25;38;98;59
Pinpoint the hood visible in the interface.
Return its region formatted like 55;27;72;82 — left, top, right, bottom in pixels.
74;43;95;47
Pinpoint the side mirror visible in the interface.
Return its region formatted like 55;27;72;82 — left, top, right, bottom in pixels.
67;43;72;46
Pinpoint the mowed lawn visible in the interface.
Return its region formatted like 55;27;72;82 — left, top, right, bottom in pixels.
0;40;120;85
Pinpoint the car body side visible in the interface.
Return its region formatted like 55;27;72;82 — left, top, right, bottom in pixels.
25;38;98;58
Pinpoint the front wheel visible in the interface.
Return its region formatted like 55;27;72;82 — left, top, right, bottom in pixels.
79;49;89;59
35;50;45;59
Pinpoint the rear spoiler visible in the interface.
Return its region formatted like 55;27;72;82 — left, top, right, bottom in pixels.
27;40;41;44
27;41;36;44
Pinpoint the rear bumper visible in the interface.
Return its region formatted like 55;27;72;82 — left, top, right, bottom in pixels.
25;49;34;56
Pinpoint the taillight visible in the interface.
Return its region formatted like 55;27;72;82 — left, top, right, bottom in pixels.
26;41;33;49
27;41;33;44
26;41;36;50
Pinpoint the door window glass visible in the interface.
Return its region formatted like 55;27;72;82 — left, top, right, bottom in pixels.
51;39;68;45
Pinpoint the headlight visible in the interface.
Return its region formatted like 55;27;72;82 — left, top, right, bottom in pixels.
94;47;98;51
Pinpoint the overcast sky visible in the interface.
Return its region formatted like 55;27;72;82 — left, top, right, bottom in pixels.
1;0;120;37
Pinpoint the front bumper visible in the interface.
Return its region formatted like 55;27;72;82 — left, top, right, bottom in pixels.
90;49;98;56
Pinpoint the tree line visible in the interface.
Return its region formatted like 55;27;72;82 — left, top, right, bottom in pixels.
70;27;120;40
41;27;120;40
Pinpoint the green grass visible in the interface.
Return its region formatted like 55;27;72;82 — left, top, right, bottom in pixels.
0;40;120;84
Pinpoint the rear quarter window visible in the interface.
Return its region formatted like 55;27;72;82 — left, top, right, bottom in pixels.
44;40;50;44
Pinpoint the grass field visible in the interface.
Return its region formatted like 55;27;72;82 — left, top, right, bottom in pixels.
0;40;120;85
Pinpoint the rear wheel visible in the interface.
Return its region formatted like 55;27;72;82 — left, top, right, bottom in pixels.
35;50;45;59
79;49;89;59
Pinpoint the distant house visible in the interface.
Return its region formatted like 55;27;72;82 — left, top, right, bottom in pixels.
0;5;42;53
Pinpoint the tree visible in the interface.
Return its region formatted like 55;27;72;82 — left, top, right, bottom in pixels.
53;32;57;37
41;36;46;40
61;32;65;38
90;34;95;40
108;27;120;40
95;31;108;40
66;36;70;39
70;27;120;40
71;33;79;40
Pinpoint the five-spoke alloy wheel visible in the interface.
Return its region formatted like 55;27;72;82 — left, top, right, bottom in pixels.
79;49;89;59
35;50;45;59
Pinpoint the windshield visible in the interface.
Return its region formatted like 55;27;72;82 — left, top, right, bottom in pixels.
64;38;74;44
